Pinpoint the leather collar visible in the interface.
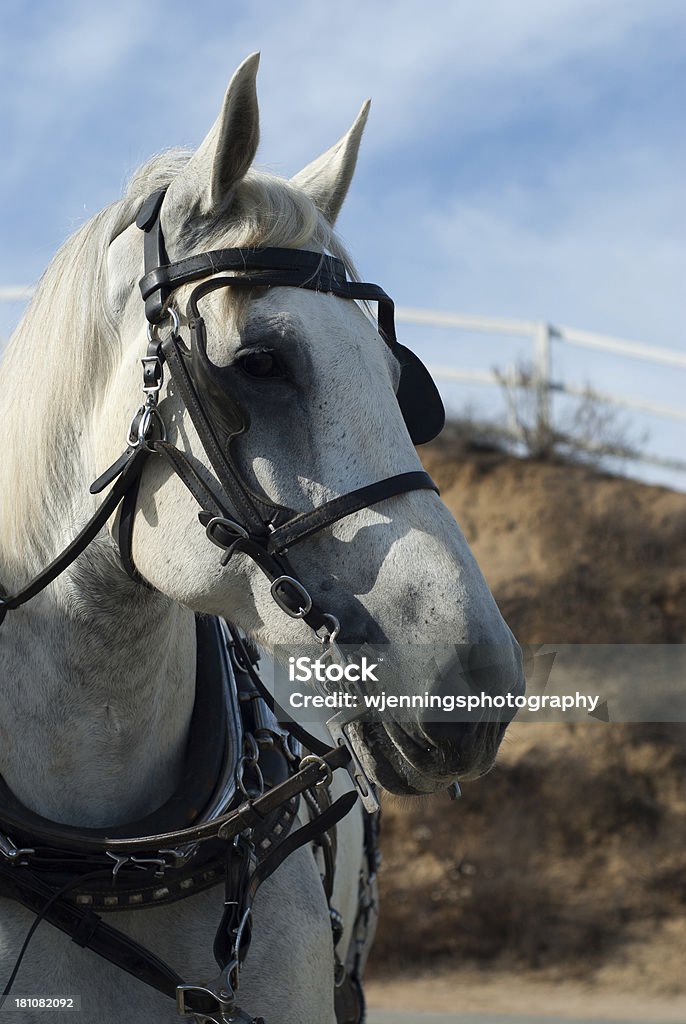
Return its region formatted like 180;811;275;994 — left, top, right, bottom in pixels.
0;616;236;847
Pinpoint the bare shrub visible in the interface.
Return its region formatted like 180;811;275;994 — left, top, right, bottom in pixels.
437;401;513;454
493;361;648;466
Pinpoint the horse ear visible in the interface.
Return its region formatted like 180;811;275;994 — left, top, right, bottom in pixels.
168;52;261;215
291;100;370;225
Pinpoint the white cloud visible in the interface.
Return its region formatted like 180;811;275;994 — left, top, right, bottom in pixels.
207;0;686;166
338;142;685;433
2;1;685;480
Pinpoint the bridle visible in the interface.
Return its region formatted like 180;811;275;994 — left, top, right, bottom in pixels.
0;187;447;1022
0;186;445;807
1;186;443;641
127;187;444;626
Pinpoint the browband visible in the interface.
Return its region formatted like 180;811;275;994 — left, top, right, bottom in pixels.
136;188;399;348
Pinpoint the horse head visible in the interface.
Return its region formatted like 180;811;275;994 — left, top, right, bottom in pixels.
3;54;524;803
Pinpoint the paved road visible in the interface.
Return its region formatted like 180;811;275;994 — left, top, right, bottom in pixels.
368;1012;672;1024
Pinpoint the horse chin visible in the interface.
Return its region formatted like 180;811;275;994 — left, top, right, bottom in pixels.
349;721;462;796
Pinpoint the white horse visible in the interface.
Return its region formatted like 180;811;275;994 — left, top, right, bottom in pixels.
0;54;523;1023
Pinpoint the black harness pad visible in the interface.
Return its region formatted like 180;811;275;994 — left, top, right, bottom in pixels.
186;316;248;445
395;342;445;445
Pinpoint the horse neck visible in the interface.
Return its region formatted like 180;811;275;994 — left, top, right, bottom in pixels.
0;518;198;828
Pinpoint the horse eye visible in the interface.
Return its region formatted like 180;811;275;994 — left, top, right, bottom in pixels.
238;351;284;379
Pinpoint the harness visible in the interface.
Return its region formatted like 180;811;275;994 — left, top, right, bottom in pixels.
0;189;445;1022
1;620;373;1023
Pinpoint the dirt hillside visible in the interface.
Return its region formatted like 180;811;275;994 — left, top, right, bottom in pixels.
369;436;686;995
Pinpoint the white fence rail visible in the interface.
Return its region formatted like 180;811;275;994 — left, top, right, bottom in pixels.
0;286;34;302
397;308;686;473
2;288;684;472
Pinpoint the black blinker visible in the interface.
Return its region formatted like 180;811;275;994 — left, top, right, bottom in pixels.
396;343;445;445
186;316;248;444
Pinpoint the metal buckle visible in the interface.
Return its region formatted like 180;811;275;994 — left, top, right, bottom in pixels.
0;832;34;865
176;959;240;1023
141;354;165;396
298;754;333;789
326;707;380;814
127;402;167;451
270;576;313;618
205;517;249;549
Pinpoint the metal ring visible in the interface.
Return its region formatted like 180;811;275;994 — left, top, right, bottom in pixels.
136;405;167;449
299;754;333;789
146;305;180;343
270;576;313;619
243;733;259;765
127;404;168;449
236;757;264;799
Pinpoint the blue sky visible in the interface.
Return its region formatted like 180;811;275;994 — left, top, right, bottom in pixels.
1;0;684;486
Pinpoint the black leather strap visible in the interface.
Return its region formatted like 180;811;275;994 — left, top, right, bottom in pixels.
0;744;351;856
246;791;357;908
0;788;358;1017
184;267;399;353
136;189;170;324
159;333;268;533
0;197;441;632
154;441;227;519
140;246;349;320
116;473;146;585
0;447;148;619
267;471;439;553
0;864;231;1015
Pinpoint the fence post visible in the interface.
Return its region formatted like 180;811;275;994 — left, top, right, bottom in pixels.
534;321;552;447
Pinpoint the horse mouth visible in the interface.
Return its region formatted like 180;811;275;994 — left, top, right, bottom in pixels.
349;719;504;795
347;721;457;795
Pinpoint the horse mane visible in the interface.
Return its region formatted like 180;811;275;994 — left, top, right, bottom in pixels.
0;150;354;575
